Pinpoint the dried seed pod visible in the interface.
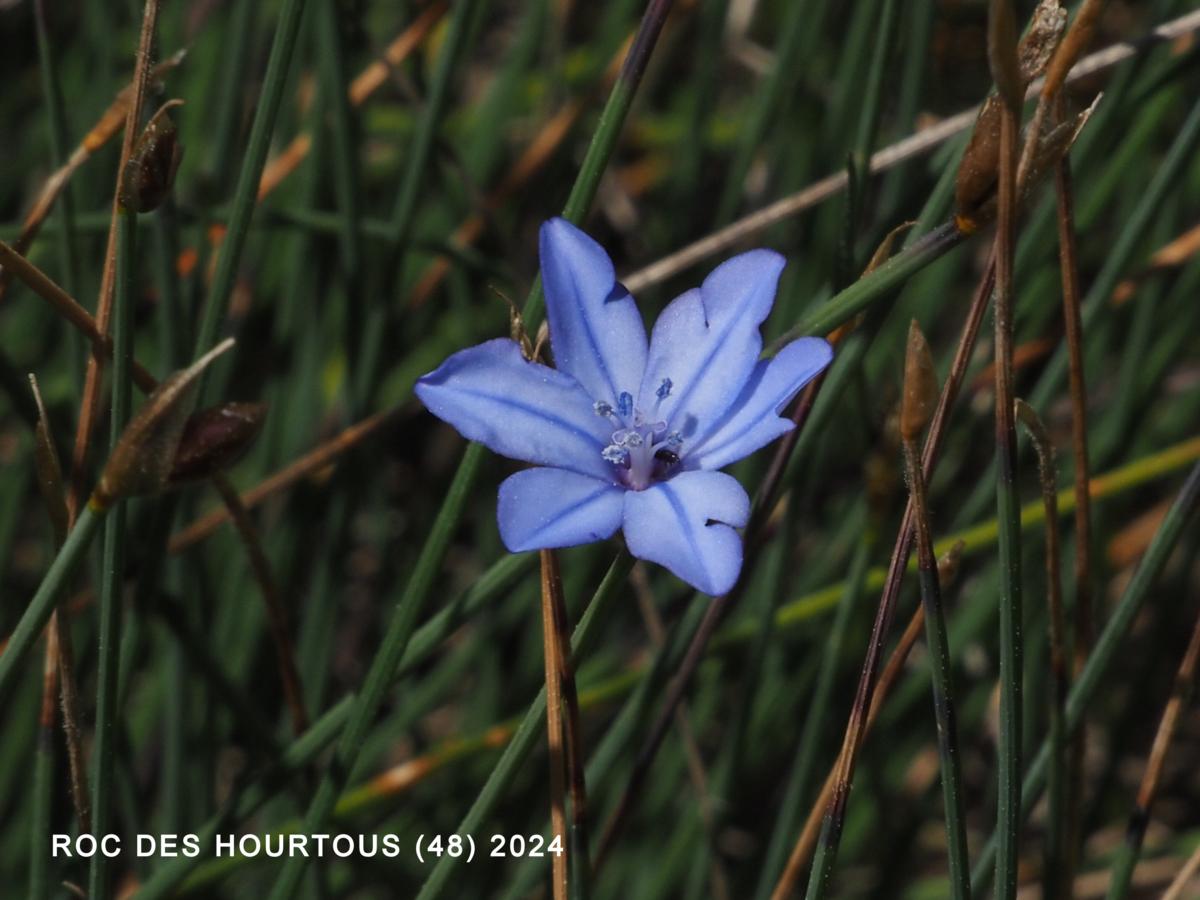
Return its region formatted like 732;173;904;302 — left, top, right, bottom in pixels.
119;99;184;213
168;402;267;486
1019;1;1067;83
94;339;234;509
955;1;1066;223
901;320;938;444
937;540;967;587
1019;95;1100;200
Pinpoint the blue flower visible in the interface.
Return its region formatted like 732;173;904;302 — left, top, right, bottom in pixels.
415;218;832;595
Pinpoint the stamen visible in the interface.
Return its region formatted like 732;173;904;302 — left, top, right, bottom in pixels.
617;391;634;418
593;400;613;417
665;431;683;448
656;378;673;400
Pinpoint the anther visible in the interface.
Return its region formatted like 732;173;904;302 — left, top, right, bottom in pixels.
656;378;673;400
602;444;630;467
617;392;634;418
593;400;614;417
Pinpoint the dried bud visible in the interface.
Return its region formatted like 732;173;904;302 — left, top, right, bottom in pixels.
937;540;967;587
955;1;1066;224
93;339;234;509
1018;96;1100;201
168;402;266;486
1018;1;1067;83
955;96;1004;223
900;320;938;444
987;0;1023;113
119;99;184;213
28;374;68;545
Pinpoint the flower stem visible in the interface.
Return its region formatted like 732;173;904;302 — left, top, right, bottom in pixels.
415;552;635;900
540;551;570;900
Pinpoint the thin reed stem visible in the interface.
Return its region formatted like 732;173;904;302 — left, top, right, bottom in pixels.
903;440;971;899
989;3;1024;894
192;0;310;364
87;205;136;900
900;319;971;900
546;552;592;900
970;460;1200;895
1054;121;1092;900
1014;399;1069;900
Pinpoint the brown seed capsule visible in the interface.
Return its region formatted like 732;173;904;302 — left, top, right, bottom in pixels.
94;339;234;509
168;402;267;486
955;1;1067;222
901;320;938;444
119;99;184;213
937;540;967;587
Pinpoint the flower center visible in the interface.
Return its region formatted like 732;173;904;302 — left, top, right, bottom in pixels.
595;382;682;490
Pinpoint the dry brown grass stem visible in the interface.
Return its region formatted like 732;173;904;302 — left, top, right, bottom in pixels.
168;407;398;552
409;35;632;307
66;0;164;524
1124;601;1200;845
1161;842;1200;900
0;52;185;306
255;2;447;201
0;240;157;392
623;8;1200;294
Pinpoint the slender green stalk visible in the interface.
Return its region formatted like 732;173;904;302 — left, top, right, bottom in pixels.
769;221;964;348
193;0;311;362
87;206;136;900
352;0;483;408
30;632;58;900
33;0;82;384
520;0;675;327
970;460;1200;896
0;505;104;705
903;441;970;900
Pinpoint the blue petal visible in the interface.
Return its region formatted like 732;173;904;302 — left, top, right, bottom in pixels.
498;468;625;551
414;338;614;479
622;470;750;596
638;250;785;440
540;218;648;406
686;337;833;471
